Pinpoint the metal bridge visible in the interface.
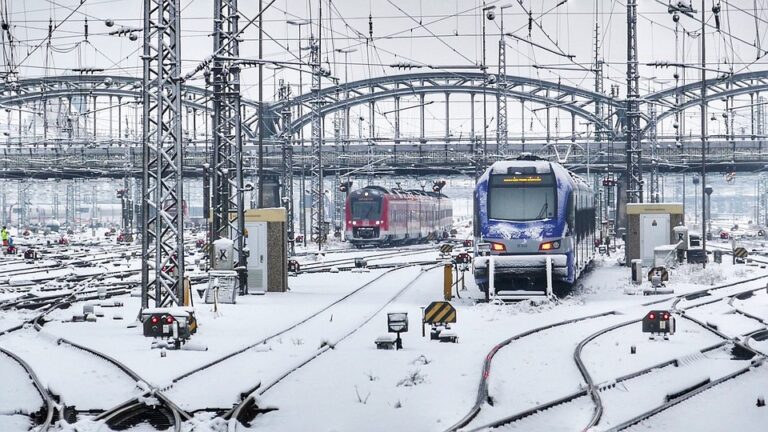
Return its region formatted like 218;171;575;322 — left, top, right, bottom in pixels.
1;70;767;177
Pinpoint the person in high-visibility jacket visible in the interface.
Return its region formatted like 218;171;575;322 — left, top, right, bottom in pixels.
1;226;9;247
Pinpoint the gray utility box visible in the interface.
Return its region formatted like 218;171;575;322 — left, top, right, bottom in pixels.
631;259;643;285
245;208;288;293
626;203;684;266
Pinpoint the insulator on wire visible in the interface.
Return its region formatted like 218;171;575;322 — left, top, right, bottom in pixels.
84;17;89;41
368;13;373;41
528;11;532;37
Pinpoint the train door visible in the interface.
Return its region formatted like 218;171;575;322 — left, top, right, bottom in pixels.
569;191;578;269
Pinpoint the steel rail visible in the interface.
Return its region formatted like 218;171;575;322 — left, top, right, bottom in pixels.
446;269;768;431
225;264;443;428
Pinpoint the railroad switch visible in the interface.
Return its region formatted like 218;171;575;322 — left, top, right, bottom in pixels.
430;325;458;343
352;258;369;273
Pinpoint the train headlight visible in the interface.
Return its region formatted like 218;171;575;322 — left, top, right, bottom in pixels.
375;220;381;225
539;240;561;251
490;242;506;252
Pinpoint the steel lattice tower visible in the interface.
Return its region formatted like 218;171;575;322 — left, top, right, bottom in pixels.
65;183;75;226
496;29;508;156
278;80;295;255
648;102;659;203
140;0;186;309
625;0;643;203
593;7;604;153
309;34;324;248
210;0;246;291
333;103;344;236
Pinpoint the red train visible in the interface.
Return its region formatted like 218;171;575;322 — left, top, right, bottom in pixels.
344;185;453;247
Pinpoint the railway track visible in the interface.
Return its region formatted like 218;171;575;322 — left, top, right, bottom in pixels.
155;264;438;417
0;346;57;432
224;264;442;428
74;262;440;430
447;270;768;432
296;246;439;273
0;271;188;431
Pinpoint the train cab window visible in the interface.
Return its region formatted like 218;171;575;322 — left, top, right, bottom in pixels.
488;174;556;221
350;198;382;219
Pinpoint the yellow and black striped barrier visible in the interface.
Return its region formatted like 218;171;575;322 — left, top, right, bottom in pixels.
734;247;749;258
422;301;458;342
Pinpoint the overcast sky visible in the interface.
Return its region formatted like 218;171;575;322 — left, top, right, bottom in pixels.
3;0;768;139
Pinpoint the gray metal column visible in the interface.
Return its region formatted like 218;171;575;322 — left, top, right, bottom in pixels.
497;29;508;156
279;80;295;255
140;0;186;309
419;93;425;142
625;0;643;204
309;33;325;248
445;92;450;143
210;0;246;291
369;90;375;141
394;95;400;144
470;92;475;141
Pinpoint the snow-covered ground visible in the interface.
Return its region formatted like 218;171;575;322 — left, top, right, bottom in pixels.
1;229;767;432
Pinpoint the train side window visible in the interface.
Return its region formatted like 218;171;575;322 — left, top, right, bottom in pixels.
566;193;575;232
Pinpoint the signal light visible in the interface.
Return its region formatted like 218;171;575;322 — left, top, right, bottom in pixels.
490;242;506;252
151;316;159;324
662;312;670;320
166;316;174;324
648;312;656;320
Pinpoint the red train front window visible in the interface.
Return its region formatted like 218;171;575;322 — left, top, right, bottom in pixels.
350;197;382;220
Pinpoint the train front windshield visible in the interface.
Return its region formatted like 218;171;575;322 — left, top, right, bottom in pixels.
488;174;556;221
350;197;382;220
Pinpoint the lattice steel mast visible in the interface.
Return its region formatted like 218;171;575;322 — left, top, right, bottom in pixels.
593;3;604;153
210;0;246;291
309;11;325;249
625;0;643;203
496;7;508;157
648;102;659;202
140;0;186;309
279;80;295;256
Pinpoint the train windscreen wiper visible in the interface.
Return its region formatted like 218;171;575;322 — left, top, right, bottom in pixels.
535;199;549;220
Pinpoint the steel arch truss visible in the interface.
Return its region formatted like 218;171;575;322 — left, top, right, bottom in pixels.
645;70;768;131
0;75;260;144
267;72;619;140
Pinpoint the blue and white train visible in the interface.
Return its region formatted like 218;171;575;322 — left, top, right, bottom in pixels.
473;156;596;298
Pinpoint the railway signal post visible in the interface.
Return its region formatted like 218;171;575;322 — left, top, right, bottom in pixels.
642;310;675;340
